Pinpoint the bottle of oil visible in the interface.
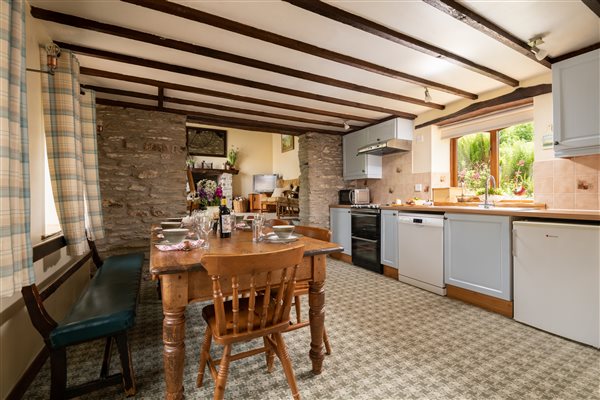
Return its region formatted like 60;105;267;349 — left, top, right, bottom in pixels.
219;198;231;238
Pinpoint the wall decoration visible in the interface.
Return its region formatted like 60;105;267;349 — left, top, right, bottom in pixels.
281;134;294;153
186;127;227;157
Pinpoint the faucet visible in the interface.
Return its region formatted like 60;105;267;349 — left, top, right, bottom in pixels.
482;175;496;208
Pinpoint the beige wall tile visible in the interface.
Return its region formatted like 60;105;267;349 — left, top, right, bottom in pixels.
553;193;575;209
576;175;597;193
553;158;575;177
534;160;553;178
574;154;600;175
535;177;554;194
575;194;599;210
553;178;575;193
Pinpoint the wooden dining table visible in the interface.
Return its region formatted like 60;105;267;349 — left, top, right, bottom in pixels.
149;227;343;400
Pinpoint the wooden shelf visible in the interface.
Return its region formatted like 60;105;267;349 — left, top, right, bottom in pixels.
188;167;239;175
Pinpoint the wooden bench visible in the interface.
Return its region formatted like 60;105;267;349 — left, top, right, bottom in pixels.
21;238;144;399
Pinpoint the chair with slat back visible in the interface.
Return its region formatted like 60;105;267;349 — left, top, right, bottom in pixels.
288;225;332;355
197;245;305;400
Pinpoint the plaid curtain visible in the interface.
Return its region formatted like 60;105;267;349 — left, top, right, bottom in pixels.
0;0;34;297
41;49;104;256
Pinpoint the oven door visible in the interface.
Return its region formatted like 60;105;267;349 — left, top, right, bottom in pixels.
351;236;382;273
351;211;379;240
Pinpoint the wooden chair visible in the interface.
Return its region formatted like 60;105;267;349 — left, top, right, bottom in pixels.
266;218;290;227
288;225;332;355
196;245;305;400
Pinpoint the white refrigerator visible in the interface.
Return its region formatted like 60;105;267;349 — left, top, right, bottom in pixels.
513;221;600;348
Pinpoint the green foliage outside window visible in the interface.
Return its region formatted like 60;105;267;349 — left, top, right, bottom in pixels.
455;122;534;198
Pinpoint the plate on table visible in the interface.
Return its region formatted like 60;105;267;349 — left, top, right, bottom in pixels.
265;234;300;243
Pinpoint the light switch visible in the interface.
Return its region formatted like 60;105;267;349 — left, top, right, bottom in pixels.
414;183;422;192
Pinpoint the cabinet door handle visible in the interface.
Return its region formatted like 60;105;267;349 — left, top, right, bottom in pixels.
554;141;560;146
362;169;365;173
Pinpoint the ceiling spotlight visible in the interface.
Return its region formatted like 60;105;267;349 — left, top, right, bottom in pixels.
424;87;432;103
528;37;548;61
343;121;350;130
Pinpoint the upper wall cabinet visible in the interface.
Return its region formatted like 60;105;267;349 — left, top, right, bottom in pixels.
342;118;413;180
367;118;413;144
343;130;382;180
552;49;600;157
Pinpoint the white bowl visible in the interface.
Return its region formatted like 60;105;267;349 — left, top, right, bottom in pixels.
162;228;189;244
272;225;294;239
161;221;181;230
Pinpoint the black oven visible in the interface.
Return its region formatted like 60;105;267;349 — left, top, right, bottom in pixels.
351;208;382;274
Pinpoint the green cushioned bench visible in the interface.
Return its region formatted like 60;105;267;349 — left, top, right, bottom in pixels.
22;240;144;399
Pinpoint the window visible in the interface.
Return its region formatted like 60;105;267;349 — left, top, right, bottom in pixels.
450;122;534;198
44;143;61;237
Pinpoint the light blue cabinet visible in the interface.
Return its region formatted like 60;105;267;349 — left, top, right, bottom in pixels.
342;130;382;180
444;213;512;300
381;210;399;268
330;208;351;256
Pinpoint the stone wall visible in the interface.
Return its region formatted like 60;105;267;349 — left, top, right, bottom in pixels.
96;105;187;257
299;133;344;227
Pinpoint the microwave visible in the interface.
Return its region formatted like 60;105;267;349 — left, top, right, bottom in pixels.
339;189;370;205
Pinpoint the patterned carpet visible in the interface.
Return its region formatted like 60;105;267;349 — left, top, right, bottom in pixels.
24;258;599;399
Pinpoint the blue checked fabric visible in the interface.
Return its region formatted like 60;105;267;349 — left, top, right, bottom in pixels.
41;49;104;256
0;0;34;298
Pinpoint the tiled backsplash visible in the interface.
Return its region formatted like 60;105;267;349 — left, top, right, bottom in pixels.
533;154;600;210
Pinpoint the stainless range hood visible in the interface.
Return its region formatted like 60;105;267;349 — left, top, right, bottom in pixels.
357;138;412;156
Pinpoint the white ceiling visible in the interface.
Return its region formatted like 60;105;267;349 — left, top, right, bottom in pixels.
29;0;600;134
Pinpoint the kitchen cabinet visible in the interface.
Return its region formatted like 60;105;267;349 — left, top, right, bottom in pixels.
367;118;413;144
343;130;382;180
444;213;512;301
330;207;351;256
513;221;599;347
552;49;600;157
380;210;399;268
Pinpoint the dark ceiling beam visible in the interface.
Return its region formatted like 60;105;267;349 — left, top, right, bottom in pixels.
283;0;519;87
32;7;435;112
552;43;600;64
83;84;358;129
80;67;376;123
95;98;342;135
422;0;552;68
121;0;476;100
415;83;551;129
582;0;600;18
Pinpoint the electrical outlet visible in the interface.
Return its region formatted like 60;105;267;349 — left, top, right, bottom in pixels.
414;183;422;192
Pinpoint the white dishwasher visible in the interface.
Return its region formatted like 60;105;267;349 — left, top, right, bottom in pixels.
397;213;446;296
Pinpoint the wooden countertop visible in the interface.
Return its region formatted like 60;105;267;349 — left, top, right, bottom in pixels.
330;204;600;221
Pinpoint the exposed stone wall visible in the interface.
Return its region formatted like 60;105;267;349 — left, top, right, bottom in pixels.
299;133;344;227
96;105;187;257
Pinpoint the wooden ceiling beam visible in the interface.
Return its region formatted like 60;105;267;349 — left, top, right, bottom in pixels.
415;84;551;129
422;0;552;68
83;84;358;129
284;0;519;87
121;0;477;100
95;98;342;135
582;0;600;18
80;67;376;123
32;7;433;112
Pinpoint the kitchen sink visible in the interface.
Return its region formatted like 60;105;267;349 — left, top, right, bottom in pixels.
449;206;539;212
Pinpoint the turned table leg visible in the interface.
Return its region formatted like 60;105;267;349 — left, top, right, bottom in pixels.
308;280;325;374
161;274;188;400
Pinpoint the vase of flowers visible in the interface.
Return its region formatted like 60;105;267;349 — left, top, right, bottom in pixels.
227;147;239;170
189;179;223;215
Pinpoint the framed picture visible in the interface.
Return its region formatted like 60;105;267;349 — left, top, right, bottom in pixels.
186;127;227;157
281;134;295;153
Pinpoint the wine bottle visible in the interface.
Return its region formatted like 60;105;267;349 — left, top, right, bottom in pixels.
219;198;231;238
